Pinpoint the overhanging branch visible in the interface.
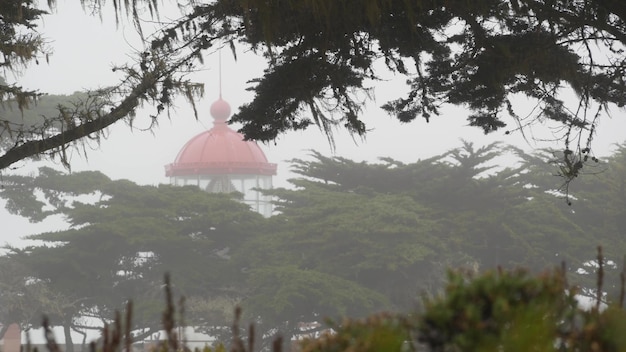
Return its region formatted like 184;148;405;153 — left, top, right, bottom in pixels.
0;74;155;170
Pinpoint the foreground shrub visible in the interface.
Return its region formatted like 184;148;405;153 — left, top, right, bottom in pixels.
298;313;411;352
29;251;626;352
298;255;626;351
417;267;576;351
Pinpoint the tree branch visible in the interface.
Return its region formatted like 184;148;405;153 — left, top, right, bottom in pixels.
0;72;157;171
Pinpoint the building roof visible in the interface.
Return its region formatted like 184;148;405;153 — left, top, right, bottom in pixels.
165;98;277;177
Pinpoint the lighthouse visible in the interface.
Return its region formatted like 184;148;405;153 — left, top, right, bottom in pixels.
164;96;277;217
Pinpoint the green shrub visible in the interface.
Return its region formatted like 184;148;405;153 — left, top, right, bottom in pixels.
416;267;576;351
298;313;411;352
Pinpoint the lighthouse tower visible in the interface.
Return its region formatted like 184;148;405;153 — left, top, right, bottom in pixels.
164;96;277;217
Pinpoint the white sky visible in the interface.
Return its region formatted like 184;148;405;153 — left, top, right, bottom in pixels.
2;0;626;246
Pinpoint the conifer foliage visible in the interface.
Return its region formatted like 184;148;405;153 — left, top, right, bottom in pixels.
0;0;47;107
156;0;626;179
3;142;626;346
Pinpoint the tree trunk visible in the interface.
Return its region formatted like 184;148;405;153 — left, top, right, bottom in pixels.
64;322;74;352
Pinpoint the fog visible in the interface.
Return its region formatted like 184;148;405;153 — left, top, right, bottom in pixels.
2;3;626;248
4;4;626;350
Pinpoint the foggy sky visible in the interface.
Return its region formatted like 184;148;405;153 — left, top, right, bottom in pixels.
2;0;626;247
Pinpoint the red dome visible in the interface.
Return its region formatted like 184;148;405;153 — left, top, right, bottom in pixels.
165;99;277;177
